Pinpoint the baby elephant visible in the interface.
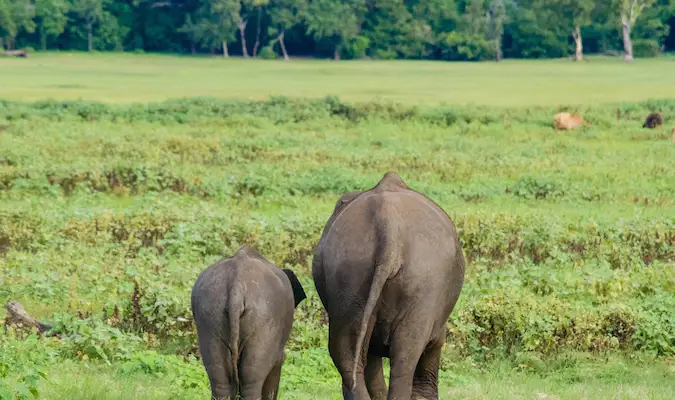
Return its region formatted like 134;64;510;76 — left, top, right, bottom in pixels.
191;246;307;400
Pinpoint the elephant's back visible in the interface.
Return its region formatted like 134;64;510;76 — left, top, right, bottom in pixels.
319;189;464;293
192;255;294;322
322;189;460;261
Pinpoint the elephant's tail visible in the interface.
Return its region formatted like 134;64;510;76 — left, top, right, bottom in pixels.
350;200;402;392
228;290;243;390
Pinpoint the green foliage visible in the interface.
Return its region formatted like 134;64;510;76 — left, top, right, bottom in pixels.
35;0;68;50
0;93;673;398
632;38;662;56
0;334;50;400
1;0;674;59
442;31;496;61
1;96;674;370
258;44;277;59
305;0;367;58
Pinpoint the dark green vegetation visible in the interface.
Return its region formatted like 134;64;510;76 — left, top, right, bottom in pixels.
2;0;675;61
0;97;674;399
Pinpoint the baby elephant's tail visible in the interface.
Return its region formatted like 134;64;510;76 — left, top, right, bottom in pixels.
228;290;244;391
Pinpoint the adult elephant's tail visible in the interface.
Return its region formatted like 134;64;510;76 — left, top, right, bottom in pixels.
350;200;402;395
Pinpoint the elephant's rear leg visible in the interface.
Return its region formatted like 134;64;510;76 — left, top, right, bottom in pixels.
365;355;387;400
386;323;434;400
328;321;372;400
196;330;237;400
412;338;443;400
238;340;283;400
261;362;282;400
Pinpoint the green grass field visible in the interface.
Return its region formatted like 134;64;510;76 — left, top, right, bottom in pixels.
1;54;674;399
1;52;675;106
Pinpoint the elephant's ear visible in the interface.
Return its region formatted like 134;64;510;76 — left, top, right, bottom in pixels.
283;269;307;308
333;191;362;214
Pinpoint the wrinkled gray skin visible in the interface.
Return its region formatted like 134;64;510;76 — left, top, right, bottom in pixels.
191;246;307;400
312;172;466;400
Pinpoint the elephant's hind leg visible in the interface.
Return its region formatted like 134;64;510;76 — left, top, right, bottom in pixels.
365;355;387;400
238;344;272;400
328;322;372;400
197;330;237;400
411;339;443;400
261;361;282;400
386;320;434;400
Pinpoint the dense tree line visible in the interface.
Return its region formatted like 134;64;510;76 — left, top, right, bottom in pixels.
1;0;674;61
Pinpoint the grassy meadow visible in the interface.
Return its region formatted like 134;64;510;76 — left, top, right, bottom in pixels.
1;54;674;399
1;52;675;106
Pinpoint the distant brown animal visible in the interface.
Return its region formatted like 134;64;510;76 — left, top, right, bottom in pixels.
554;112;587;130
643;112;663;129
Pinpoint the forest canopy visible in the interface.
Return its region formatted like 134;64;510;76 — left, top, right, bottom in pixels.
1;0;674;61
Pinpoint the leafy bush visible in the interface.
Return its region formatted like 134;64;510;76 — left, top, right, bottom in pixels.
442;32;496;61
258;45;278;60
345;36;370;59
508;176;565;200
632;39;661;58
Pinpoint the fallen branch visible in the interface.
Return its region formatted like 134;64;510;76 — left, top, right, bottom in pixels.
1;50;29;58
4;300;52;334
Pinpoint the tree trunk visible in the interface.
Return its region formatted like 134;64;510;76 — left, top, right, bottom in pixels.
622;20;633;62
191;41;196;55
87;24;93;52
278;31;289;61
222;40;229;58
238;19;249;58
252;7;262;57
334;44;341;61
495;32;502;62
573;25;583;61
40;28;47;51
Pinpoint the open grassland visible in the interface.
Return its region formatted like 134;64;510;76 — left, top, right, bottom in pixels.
1;55;674;399
1;52;675;106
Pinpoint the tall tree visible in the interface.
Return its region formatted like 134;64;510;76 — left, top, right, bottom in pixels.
487;0;508;61
363;0;427;59
178;13;199;54
72;0;103;51
535;0;595;61
0;0;16;50
251;0;269;57
185;0;239;57
410;0;460;58
35;0;69;50
569;0;596;61
268;0;306;60
0;0;36;50
305;0;366;60
614;0;656;61
234;0;262;57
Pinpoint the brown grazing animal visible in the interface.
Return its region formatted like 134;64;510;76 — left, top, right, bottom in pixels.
643;112;663;129
554;112;587;130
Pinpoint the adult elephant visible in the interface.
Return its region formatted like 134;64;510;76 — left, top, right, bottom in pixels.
312;172;466;400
